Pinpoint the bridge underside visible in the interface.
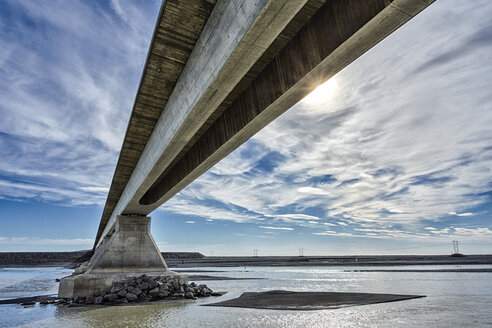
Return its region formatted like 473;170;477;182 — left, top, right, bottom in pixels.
60;0;434;299
95;0;434;249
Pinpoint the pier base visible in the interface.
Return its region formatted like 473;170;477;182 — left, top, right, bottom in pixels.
58;215;185;298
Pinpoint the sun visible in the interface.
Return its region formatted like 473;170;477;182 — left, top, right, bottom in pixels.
302;77;338;105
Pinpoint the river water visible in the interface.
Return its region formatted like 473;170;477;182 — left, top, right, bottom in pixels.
1;265;491;327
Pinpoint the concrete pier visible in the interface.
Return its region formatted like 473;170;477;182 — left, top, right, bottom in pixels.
58;216;185;298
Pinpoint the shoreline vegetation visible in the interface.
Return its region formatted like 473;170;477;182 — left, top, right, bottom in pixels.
1;252;492;268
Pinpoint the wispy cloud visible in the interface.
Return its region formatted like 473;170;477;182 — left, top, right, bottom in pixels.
0;236;93;251
2;0;492;250
161;0;492;243
0;0;159;206
259;226;294;231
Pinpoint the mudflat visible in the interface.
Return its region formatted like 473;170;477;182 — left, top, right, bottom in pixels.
203;290;425;311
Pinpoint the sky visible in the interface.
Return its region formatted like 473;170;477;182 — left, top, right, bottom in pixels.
1;0;491;255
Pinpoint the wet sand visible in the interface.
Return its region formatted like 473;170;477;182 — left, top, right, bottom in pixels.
203;290;425;311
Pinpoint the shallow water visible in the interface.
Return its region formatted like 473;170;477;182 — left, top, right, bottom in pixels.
1;265;491;327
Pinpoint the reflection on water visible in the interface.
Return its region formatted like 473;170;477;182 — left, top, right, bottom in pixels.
1;265;492;327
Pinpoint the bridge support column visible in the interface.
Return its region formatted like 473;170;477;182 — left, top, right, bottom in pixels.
58;215;185;298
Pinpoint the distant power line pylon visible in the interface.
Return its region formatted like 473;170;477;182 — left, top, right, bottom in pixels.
452;240;460;254
299;247;304;257
253;248;258;257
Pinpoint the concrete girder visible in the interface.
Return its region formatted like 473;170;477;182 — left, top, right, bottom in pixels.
96;0;434;247
96;0;313;247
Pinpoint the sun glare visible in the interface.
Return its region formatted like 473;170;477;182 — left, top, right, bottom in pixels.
303;77;338;105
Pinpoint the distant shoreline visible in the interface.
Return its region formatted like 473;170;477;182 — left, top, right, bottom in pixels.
1;252;492;268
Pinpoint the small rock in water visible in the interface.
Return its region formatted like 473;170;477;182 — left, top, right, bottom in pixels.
185;292;196;300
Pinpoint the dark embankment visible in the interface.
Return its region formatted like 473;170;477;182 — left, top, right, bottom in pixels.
203;290;425;310
169;254;492;268
0;251;204;267
2;252;491;268
0;251;94;268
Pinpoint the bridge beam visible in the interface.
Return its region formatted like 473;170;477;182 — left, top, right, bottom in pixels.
140;0;434;207
96;0;434;247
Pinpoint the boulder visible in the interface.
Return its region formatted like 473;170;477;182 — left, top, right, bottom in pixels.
85;295;94;304
149;279;158;290
94;296;104;304
132;288;142;296
126;293;137;302
185;292;196;300
104;293;118;302
117;289;127;298
149;287;160;298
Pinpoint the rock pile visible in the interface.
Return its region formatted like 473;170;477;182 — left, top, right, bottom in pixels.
71;274;217;305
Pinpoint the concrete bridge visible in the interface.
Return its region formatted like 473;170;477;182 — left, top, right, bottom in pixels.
59;0;434;297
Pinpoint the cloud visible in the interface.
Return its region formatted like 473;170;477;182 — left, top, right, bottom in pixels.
185;221;195;224
2;0;492;249
0;236;93;246
449;212;474;217
161;0;492;243
259;226;294;231
0;0;159;205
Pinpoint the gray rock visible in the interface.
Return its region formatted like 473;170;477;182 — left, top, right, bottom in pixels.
85;295;94;304
110;285;123;294
94;296;104;304
126;293;137;302
185;292;196;300
132;288;142;296
149;287;160;298
138;293;151;301
117;289;127;298
127;286;134;293
104;293;118;302
140;282;149;290
150;279;158;289
73;296;83;304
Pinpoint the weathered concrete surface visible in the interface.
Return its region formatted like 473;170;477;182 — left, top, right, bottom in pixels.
87;216;167;273
96;0;435;247
58;216;185;298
